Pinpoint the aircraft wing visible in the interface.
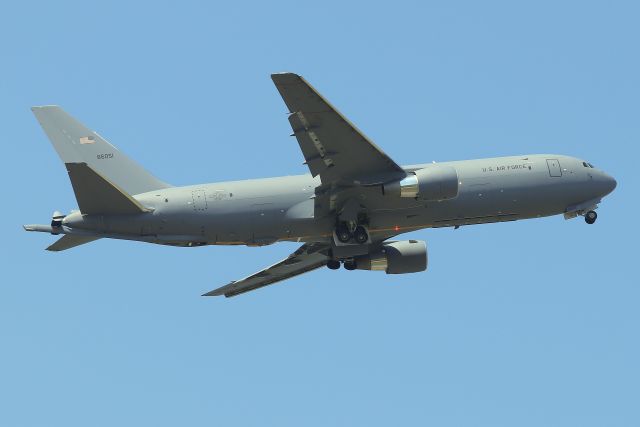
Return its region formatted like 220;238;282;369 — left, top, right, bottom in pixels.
271;73;405;185
203;243;329;298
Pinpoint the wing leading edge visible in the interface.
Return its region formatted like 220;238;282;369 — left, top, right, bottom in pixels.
203;243;330;298
271;73;405;186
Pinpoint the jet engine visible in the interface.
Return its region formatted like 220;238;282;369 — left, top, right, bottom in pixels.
355;240;427;274
385;165;459;200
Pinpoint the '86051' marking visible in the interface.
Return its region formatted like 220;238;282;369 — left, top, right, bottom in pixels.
97;153;114;159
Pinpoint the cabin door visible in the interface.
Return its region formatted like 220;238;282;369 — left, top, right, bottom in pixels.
546;159;562;177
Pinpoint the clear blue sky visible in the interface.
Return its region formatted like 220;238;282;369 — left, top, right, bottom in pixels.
1;1;638;426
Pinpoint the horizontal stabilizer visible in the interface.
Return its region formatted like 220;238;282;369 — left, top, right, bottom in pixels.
47;235;101;251
66;162;149;215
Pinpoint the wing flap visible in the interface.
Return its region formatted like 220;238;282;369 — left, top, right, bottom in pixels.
203;243;329;297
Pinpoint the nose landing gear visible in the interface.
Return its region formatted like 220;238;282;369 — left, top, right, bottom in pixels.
585;210;597;224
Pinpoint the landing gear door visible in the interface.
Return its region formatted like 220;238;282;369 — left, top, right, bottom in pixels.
546;159;562;177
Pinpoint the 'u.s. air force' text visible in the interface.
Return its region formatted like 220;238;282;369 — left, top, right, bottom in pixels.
482;163;532;173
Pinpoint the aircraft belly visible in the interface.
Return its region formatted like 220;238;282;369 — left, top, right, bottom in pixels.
249;202;285;244
206;193;317;245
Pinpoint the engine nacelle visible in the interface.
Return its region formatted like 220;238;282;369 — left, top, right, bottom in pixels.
385;165;459;200
355;240;427;274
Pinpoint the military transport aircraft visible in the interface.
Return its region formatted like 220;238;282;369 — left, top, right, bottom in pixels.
25;73;617;297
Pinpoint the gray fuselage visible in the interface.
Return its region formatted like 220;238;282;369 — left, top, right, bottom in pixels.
62;154;616;247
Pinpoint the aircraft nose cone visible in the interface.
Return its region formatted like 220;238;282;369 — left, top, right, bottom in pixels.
601;173;617;196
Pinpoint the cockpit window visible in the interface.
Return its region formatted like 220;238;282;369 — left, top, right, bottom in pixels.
583;161;588;167
588;163;595;168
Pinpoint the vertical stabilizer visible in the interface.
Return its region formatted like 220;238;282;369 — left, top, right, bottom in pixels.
31;106;170;195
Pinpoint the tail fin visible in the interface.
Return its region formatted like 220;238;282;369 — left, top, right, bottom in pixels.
32;106;170;195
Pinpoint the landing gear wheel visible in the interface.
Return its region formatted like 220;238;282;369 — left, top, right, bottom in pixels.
353;226;369;244
327;260;341;270
585;210;597;224
336;224;352;243
343;260;357;271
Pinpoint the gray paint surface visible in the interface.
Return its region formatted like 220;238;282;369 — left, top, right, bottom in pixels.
24;73;617;297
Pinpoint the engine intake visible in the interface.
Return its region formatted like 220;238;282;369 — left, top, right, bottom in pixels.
385;165;459;200
355;240;427;274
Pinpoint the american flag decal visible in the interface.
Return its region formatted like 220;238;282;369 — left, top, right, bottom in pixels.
79;135;95;144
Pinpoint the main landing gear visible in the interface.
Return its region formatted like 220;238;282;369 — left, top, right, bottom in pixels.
336;223;352;243
343;260;357;270
584;210;597;225
330;214;369;270
353;226;368;244
326;259;358;271
335;221;369;244
327;259;341;270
